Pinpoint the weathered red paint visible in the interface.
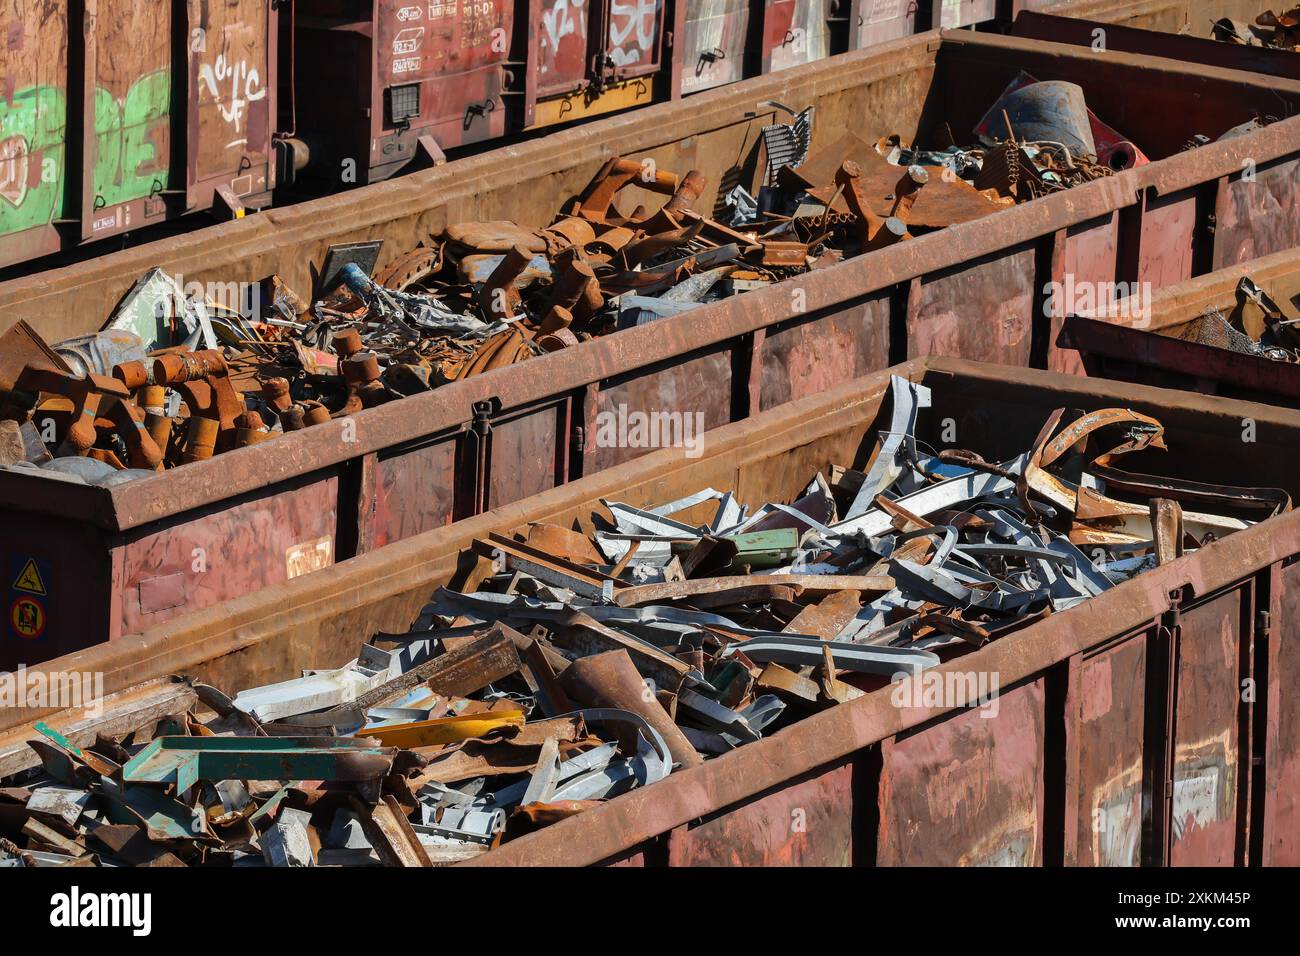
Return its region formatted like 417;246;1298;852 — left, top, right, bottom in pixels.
1263;561;1299;865
761;0;832;74
849;0;918;48
1169;589;1244;866
1048;213;1119;375
1014;8;1300;82
907;245;1036;367
878;679;1046;866
679;0;750;94
666;760;855;866
1065;633;1147;867
758;293;892;411
1213;157;1300;271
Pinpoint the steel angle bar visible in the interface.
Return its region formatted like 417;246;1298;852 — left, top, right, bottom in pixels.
833;455;1029;538
1046;535;1114;596
557;709;671;784
601;499;704;537
888;558;973;606
550;760;639;801
739;695;786;733
763;502;838;537
231;648;398;723
679;726;739;756
847;376;932;518
429;589;561;622
1098;554;1157;582
482;535;623;602
943;552;1025;588
837;604;892;642
1028;456;1248;537
676;688;759;743
711;492;746;534
418;782;478;809
646;488;725;517
595;533;677;567
521;738;563;806
485;743;620;809
585;616;709;648
1087;464;1290;517
583;602;744;630
414;807;505;847
725;635;938;676
980;507;1089;607
952;542;1074;568
854;588;926;630
938;561;1047;611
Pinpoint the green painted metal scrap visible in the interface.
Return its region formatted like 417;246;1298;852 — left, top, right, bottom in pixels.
122;737;397;794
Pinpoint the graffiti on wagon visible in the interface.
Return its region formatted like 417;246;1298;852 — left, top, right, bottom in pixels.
608;0;660;67
0;71;171;236
0;85;66;235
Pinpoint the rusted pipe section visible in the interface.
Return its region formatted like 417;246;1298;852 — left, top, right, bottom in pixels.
557;650;704;769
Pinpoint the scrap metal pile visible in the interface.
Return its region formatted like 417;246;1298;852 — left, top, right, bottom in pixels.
1170;276;1300;362
1213;7;1300;47
3;376;1287;867
0;79;1171;485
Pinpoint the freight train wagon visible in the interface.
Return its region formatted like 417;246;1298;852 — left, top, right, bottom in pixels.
1;0;948;272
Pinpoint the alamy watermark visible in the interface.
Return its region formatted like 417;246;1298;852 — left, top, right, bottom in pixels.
890;669;1001;718
593;404;706;458
166;275;262;320
50;887;151;936
0;666;104;719
1044;276;1151;324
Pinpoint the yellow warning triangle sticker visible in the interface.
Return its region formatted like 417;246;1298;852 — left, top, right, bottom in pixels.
13;559;46;596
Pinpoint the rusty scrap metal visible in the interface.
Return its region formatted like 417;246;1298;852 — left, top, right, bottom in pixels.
0;80;1170;486
1214;8;1300;48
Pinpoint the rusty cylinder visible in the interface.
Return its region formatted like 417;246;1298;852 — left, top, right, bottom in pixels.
663;169;707;215
342;351;382;385
145;412;173;451
333;328;363;358
477;244;533;320
114;360;153;391
154;350;227;386
557;649;703;769
139;385;166;417
182;416;220;463
280;405;307;432
301;402;331;427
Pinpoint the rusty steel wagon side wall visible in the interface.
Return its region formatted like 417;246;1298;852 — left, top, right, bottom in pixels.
1057;245;1300;404
1019;0;1275;29
1;358;1295;866
1013;9;1300;81
3;32;1300;666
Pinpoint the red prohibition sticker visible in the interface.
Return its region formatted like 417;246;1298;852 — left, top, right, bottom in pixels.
10;596;46;640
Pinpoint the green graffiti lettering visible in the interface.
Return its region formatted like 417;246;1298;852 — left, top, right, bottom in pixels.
0;85;68;236
1;70;173;239
94;69;172;209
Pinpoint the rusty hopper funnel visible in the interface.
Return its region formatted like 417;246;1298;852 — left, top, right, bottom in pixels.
977;80;1097;160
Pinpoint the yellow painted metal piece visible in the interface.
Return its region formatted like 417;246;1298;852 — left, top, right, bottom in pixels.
531;80;655;130
356;708;526;748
